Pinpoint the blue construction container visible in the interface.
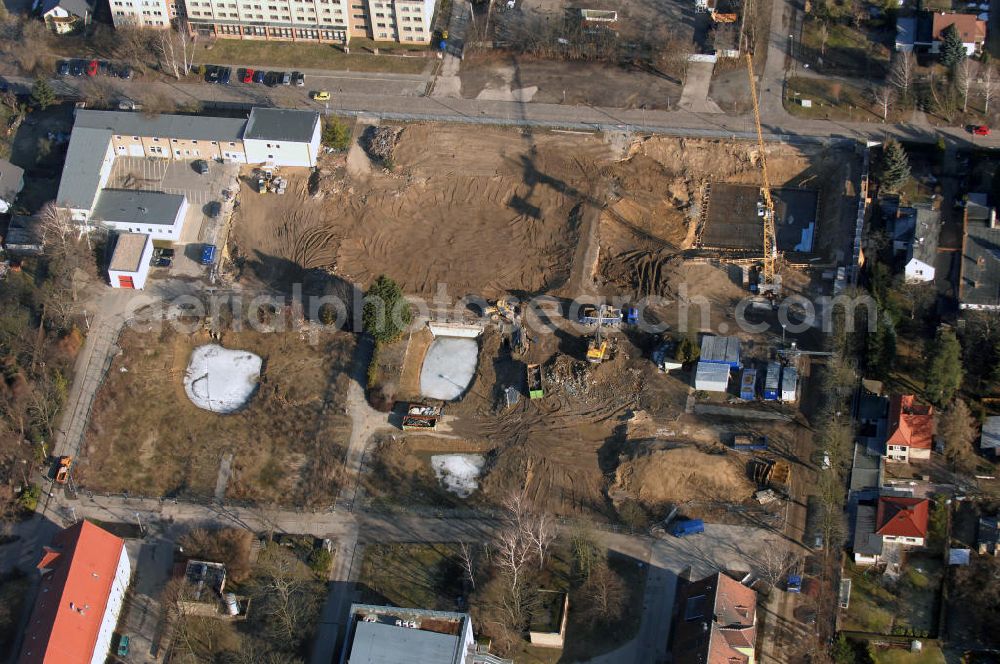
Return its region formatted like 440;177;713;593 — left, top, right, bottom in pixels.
740;368;757;400
763;362;781;401
200;244;217;265
670;519;705;537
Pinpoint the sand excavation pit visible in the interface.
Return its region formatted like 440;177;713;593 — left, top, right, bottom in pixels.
183;344;262;413
598;137;857;296
229;123;614;295
420;336;479;400
612;446;755;507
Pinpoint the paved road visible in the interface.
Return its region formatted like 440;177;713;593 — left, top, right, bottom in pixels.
7;70;1000;150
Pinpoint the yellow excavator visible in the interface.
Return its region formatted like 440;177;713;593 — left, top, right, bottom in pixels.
485;298;515;322
586;305;610;363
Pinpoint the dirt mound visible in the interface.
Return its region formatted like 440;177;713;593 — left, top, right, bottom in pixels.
612;446;754;506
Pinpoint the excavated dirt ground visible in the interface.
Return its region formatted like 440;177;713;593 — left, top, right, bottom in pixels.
599;137;857;298
229;123;612;296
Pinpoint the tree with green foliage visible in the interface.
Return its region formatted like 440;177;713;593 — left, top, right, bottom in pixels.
362;275;411;344
831;634;855;664
30;77;55;110
675;335;700;364
864;312;896;380
924;327;963;406
877;139;911;193
937;399;978;474
940;24;967;68
321;117;351;150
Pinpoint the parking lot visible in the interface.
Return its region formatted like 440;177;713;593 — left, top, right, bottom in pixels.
106;157;240;278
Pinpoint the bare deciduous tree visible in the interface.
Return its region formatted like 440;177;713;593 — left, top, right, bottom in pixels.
580;563;627;625
872;84;895;120
458;541;477;590
756;540;794;588
957;56;977;113
156;25;197;80
982;63;998;114
37;202;76;252
817;22;829;57
889;52;914;96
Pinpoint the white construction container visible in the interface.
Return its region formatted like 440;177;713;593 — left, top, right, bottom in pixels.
694;361;730;392
780;366;799;402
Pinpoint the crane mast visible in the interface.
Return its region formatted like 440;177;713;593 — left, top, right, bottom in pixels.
745;52;778;294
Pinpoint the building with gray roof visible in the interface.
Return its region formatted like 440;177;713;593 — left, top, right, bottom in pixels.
0;158;24;213
244;108;320;143
56;126;116;219
340;604;509;664
960;193;1000;310
74;109;247;143
981;416;1000;459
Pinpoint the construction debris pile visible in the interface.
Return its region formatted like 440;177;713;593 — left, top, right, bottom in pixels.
613;446;756;506
361;126;403;165
543;355;642;408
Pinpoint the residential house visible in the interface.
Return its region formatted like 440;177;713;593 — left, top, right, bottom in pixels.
979;516;999;555
853;495;930;565
183;0;435;45
338;604;510;664
981;415;1000;459
960;193;1000;310
895;12;933;52
0;158;24;213
109;0;174;29
884;394;934;462
931;12;987;55
891;204;940;283
671;572;757;664
56;107;321;224
41;0;93;33
19;520;132;664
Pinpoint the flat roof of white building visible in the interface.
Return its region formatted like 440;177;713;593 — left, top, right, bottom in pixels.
92;189;185;226
108;232;149;272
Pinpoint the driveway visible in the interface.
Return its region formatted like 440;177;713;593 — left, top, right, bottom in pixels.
679;60;723;114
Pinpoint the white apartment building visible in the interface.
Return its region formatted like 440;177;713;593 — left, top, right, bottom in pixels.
183;0;434;44
109;0;174;28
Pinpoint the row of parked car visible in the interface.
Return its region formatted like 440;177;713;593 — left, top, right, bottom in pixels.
57;59;133;79
204;65;304;87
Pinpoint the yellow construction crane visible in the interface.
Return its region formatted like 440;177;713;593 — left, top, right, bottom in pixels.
745;52;779;296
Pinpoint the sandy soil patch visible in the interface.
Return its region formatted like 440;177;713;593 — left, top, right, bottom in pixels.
612;445;756;506
80;326;355;505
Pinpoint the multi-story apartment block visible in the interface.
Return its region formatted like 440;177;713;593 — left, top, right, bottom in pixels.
183;0;434;44
109;0;174;28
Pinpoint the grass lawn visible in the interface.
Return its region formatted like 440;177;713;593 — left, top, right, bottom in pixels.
843;558;942;636
358;543;464;610
799;20;890;78
80;326;355;506
194;40;432;74
872;643;946;664
785;76;880;121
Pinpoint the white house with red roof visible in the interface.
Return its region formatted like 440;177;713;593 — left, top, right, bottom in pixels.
884;395;934;463
19;520;132;664
853;495;930;565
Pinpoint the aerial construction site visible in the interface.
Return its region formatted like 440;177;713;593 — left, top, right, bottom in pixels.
82;114;859;530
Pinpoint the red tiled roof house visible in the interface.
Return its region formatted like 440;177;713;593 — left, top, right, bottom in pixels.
930;13;987;56
877;496;930;547
885;395;934;463
672;572;757;664
19;520;132;664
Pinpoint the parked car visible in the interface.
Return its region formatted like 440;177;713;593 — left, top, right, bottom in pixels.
70;60;85;76
193;159;209;174
116;635;130;657
219;67;232;84
242;68;254;83
117;65;133;79
311;90;331;101
57;60;71;76
205;201;222;218
280;71;291;85
205;66;219;83
98;61;111;76
253;69;265;84
292;71;304;86
118;98;142;111
86;59;98;76
153;256;172;268
159;247;175;258
971;124;992;136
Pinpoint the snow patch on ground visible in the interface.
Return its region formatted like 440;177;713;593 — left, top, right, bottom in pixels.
420;337;478;400
431;454;485;498
183;344;262;414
